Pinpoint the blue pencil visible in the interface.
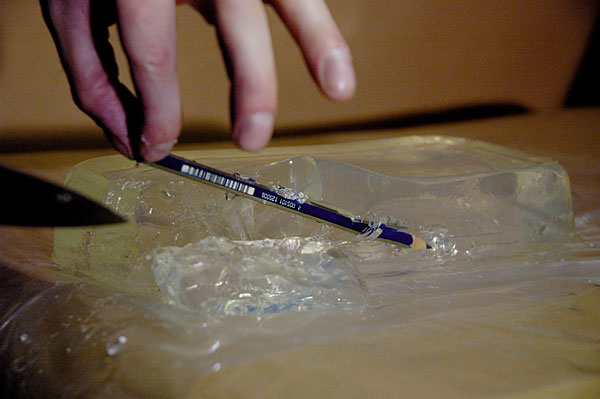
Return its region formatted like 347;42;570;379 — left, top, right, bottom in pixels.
148;154;425;248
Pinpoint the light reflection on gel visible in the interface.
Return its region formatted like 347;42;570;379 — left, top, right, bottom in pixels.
105;335;128;357
271;184;309;204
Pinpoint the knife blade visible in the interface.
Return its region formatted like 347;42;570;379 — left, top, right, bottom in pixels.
0;164;125;227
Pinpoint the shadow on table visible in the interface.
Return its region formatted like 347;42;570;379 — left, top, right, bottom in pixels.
0;103;528;154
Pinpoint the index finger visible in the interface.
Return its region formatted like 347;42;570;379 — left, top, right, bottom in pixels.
116;0;182;161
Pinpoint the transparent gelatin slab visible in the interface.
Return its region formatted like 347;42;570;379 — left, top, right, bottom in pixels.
44;135;581;385
51;137;574;320
54;136;575;302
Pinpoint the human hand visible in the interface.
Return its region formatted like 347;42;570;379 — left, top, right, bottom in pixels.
40;0;356;161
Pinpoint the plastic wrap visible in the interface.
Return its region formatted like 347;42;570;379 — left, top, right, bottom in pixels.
1;136;598;398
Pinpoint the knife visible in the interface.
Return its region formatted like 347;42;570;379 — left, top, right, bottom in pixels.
0;164;125;227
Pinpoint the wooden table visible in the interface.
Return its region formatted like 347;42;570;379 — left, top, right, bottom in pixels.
1;108;599;398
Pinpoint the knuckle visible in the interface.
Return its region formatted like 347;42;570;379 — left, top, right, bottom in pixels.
235;73;276;103
131;41;176;77
71;73;113;116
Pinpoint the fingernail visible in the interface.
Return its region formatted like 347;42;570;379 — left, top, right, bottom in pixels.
233;112;274;152
141;138;177;161
320;47;356;100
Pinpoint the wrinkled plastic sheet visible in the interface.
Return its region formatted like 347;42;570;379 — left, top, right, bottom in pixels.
1;136;599;398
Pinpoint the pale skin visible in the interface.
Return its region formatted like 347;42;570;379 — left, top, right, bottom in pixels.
40;0;356;161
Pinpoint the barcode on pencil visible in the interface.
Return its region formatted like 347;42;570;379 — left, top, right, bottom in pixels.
180;164;255;195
